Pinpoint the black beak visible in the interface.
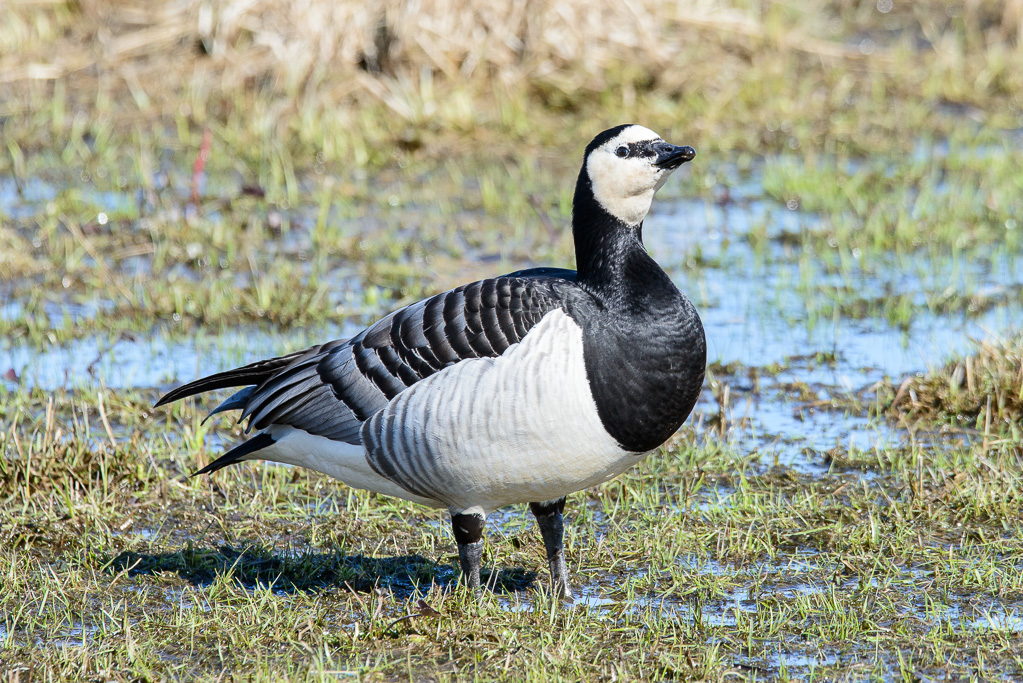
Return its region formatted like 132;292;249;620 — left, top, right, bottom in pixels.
653;142;696;170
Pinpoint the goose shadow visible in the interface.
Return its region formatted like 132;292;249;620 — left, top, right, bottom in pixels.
106;544;536;599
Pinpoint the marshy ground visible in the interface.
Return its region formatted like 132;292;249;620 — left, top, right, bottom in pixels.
2;1;1023;680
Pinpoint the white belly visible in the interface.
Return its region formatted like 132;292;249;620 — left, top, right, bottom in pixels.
261;425;444;508
361;309;646;512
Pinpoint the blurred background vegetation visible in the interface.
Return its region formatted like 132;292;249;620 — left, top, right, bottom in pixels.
3;0;1022;164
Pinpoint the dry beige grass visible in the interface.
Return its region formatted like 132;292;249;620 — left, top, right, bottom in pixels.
1;1;777;86
0;1;891;112
4;1;1021;90
1;1;1021;154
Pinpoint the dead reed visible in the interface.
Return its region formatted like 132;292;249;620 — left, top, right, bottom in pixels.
4;0;1020;131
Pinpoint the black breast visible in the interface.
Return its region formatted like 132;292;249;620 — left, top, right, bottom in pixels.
570;262;706;453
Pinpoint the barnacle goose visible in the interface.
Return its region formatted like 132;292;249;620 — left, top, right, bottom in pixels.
156;124;706;600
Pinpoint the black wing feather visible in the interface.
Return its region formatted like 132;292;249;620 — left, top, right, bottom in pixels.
153;348;314;407
156;271;580;447
193;432;277;476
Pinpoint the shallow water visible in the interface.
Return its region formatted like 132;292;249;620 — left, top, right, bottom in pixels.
0;177;58;220
646;195;1023;380
0;323;362;392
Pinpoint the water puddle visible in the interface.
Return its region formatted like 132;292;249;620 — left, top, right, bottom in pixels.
646;192;1023;380
0;177;59;220
969;610;1023;632
47;624;102;648
0;622;103;649
0;322;360;392
572;592;618;609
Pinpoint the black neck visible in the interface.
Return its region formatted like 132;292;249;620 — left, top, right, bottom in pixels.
572;168;675;309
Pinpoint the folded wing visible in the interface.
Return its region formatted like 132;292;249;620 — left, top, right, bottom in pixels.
156;270;579;451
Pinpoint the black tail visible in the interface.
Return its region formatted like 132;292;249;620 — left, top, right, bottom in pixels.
194;432;277;476
154;345;322;408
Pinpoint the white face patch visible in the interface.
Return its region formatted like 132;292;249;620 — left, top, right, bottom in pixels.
585;125;678;226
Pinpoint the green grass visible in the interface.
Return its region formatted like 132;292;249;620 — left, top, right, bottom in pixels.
2;386;1023;680
877;334;1023;438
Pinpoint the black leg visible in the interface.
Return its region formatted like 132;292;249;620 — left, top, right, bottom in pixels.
451;509;486;591
530;498;574;601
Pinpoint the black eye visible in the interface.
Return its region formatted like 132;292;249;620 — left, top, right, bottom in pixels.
615;146;630;158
